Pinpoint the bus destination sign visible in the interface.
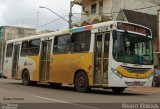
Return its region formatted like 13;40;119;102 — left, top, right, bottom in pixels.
117;22;151;36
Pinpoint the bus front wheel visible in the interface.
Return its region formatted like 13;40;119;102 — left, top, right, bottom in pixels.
111;87;125;93
74;71;90;92
22;70;31;86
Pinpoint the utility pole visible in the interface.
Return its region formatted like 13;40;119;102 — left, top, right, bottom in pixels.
69;1;74;29
158;9;160;51
37;11;40;29
0;28;2;69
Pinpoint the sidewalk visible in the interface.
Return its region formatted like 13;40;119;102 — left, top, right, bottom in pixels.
127;87;160;93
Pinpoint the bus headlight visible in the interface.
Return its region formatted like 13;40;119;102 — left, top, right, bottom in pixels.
111;68;123;78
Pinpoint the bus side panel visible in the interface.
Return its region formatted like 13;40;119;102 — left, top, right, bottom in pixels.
3;43;13;79
3;57;13;79
18;56;39;81
50;53;93;85
28;56;40;81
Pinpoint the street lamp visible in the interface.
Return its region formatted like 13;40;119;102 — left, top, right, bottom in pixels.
39;6;70;28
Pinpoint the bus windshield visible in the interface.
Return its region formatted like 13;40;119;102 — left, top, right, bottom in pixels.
113;31;153;65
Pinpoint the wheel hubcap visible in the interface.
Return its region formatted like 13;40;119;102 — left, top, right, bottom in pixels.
78;76;85;88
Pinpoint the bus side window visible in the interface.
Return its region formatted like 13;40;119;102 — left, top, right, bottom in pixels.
53;34;70;54
21;41;28;56
28;39;40;56
6;43;13;57
71;30;91;53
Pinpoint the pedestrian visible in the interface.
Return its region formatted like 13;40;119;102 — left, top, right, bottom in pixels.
153;65;160;87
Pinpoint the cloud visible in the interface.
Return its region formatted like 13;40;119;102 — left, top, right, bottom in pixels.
0;0;81;31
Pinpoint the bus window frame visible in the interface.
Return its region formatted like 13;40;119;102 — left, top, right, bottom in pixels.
28;39;41;56
6;43;14;58
53;34;71;54
70;30;91;53
20;41;29;57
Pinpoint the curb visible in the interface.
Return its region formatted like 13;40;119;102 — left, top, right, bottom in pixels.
127;87;160;93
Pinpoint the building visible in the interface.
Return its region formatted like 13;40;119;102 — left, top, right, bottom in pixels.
154;9;160;65
0;26;36;68
36;30;53;34
0;26;36;41
73;0;160;26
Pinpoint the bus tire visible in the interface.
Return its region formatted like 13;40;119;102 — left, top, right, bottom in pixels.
22;70;31;86
74;71;90;92
111;87;125;93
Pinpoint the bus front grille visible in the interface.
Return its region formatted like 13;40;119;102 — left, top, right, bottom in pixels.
122;66;150;74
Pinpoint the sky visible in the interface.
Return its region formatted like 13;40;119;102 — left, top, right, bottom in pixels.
0;0;81;31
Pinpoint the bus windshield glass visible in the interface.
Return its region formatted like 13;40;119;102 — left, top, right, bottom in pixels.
113;31;153;65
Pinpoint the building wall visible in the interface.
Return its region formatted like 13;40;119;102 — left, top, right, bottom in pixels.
3;26;36;41
0;26;36;69
0;27;4;69
103;0;112;16
80;0;112;22
154;9;160;65
74;0;160;22
112;0;159;19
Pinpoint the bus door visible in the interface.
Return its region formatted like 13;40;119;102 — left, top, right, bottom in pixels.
94;33;110;85
12;44;20;79
40;40;52;81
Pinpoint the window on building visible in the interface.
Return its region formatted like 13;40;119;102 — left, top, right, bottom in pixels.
21;41;28;56
28;39;41;56
99;1;103;15
6;43;13;57
91;4;97;13
83;6;85;12
53;34;70;54
71;31;91;53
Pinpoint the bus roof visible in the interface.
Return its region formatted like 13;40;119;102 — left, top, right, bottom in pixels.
6;21;116;43
6;21;151;43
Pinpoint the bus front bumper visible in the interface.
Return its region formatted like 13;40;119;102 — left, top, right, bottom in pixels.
109;73;153;87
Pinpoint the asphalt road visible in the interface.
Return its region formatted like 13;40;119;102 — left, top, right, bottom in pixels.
0;78;160;109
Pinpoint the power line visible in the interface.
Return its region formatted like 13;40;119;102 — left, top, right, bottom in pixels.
133;4;160;11
38;15;68;28
37;4;160;29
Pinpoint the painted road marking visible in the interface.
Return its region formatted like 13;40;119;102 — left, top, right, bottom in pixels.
31;95;100;109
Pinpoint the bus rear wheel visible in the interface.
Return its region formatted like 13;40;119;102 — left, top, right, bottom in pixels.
111;87;125;93
22;70;31;86
74;71;90;92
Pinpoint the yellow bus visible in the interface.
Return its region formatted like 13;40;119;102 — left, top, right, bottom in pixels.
3;21;154;93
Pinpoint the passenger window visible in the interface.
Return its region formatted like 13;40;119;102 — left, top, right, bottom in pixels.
53;34;70;54
21;41;28;56
71;31;91;53
28;39;40;56
6;43;13;57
